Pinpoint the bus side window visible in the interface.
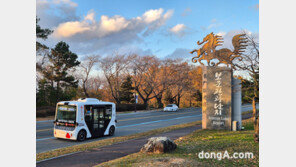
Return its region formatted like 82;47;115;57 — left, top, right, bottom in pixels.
85;106;92;122
106;107;112;120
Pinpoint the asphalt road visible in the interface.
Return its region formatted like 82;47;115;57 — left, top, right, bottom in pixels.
36;104;256;153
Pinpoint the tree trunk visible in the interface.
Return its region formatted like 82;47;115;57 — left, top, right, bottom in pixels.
115;98;121;104
83;81;89;97
252;97;259;142
156;96;163;109
143;100;148;110
56;81;60;103
177;94;181;107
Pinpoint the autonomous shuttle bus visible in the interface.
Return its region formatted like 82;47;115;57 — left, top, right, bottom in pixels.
53;98;116;141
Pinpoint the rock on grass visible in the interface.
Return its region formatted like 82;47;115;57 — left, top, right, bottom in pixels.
141;137;177;153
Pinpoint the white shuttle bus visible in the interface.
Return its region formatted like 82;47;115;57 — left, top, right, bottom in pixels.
53;98;116;141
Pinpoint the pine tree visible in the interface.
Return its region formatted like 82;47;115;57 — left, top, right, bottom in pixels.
36;17;53;51
36;17;53;71
42;41;80;103
119;75;134;104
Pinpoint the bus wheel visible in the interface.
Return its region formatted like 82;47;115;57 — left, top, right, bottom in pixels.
109;126;115;136
77;130;86;141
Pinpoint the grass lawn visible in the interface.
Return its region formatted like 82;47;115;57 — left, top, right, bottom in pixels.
97;118;258;167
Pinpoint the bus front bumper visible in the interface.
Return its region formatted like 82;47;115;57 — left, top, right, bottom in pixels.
54;129;77;140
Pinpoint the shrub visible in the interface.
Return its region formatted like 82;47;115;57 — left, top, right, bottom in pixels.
36;106;56;117
116;104;146;112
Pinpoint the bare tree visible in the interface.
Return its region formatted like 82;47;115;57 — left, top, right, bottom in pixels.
152;59;179;108
78;55;100;97
188;66;203;107
86;76;103;98
132;55;160;108
234;32;259;142
99;53;136;104
170;62;192;106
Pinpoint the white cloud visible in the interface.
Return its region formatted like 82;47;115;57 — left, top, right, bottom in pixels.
143;8;163;23
54;21;91;38
142;9;174;36
170;24;186;33
217;31;226;36
168;24;191;37
84;11;95;23
98;15;129;36
37;0;79;28
53;8;173;39
42;8;174;54
52;0;77;7
163;9;174;20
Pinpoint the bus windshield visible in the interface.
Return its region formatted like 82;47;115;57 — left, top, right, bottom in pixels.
56;105;76;122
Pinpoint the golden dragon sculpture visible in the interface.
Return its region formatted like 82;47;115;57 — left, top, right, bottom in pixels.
190;32;247;69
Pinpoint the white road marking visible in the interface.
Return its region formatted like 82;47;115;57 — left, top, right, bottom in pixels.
36;137;55;141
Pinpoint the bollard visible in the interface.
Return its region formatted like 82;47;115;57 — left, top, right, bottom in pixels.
232;121;238;131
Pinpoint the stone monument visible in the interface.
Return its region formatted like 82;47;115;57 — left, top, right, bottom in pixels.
190;32;247;130
202;66;232;130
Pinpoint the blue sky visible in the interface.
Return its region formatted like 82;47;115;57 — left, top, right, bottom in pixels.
37;0;258;59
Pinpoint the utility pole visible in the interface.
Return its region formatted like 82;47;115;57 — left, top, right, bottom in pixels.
134;93;138;112
133;67;137;112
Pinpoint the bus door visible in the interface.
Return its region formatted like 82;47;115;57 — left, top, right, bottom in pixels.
85;105;112;137
84;105;103;137
92;105;105;137
84;105;92;133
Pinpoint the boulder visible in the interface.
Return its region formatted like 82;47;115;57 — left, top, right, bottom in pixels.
141;137;177;153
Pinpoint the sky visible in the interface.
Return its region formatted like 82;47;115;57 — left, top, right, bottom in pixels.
37;0;259;60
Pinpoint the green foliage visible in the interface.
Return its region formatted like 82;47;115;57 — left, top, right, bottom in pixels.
119;75;134;104
36;17;53;51
43;41;80;87
37;79;78;107
241;76;259;103
36;17;53;40
37;41;80;106
36;79;52;106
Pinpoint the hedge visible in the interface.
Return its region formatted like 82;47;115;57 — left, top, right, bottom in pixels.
116;104;146;112
36;106;56;117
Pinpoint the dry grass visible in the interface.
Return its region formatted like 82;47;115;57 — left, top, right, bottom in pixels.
97;118;258;167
